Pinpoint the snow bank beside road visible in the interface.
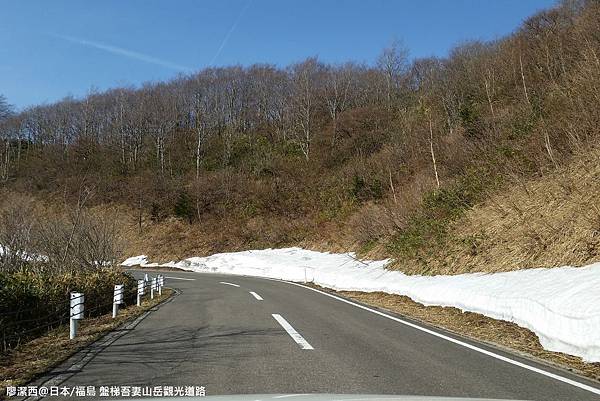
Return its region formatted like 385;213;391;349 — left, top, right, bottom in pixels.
0;245;48;262
122;247;600;362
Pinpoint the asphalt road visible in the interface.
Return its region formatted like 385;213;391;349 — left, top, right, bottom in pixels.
26;270;600;401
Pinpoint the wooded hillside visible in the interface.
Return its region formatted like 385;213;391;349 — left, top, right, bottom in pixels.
1;0;599;272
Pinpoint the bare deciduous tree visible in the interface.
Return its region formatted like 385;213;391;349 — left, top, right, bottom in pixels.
377;39;409;110
289;57;324;160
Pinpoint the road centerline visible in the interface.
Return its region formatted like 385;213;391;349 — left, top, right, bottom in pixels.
249;291;263;300
272;313;314;350
219;281;241;287
164;276;196;281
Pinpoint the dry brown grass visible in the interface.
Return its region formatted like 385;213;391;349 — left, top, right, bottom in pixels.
329;288;600;382
0;288;173;392
120;205;352;263
122;216;210;261
397;147;600;275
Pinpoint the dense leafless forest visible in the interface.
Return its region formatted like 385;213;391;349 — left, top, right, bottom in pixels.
1;0;599;262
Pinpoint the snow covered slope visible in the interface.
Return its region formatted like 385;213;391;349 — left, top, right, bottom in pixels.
122;247;600;362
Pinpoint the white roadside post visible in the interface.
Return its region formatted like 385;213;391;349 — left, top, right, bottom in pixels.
151;277;157;299
113;284;124;318
158;275;163;296
144;273;149;285
137;279;144;306
69;292;84;340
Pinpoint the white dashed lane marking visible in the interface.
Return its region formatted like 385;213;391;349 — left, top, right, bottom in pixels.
272;314;314;350
249;291;263;301
219;281;240;287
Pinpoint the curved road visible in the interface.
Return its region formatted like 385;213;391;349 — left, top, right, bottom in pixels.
27;269;600;400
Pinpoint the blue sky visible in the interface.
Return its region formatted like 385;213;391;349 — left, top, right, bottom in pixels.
1;0;556;110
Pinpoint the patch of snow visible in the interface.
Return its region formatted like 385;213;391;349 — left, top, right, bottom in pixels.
0;244;49;262
122;247;600;362
121;255;150;266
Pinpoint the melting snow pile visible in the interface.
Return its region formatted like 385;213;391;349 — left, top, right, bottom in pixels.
0;245;48;262
122;247;600;362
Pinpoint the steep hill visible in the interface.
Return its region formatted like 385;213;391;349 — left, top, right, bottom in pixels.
1;1;599;275
381;146;600;274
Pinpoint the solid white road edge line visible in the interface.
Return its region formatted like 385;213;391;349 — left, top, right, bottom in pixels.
272;314;314;350
164;276;196;281
249;291;263;300
282;280;600;395
219;281;241;287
